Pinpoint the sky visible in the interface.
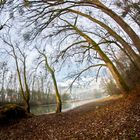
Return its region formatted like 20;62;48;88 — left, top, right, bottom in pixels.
0;0;139;97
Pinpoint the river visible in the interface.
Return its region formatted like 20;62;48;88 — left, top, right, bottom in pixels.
30;96;109;115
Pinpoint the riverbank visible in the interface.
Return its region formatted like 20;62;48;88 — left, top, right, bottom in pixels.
0;91;140;139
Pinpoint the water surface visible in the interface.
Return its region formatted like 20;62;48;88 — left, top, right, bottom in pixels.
30;98;104;115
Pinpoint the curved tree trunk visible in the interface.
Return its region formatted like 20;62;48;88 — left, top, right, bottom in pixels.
68;23;129;91
97;48;129;92
69;9;140;70
85;0;140;53
44;54;62;113
36;48;62;113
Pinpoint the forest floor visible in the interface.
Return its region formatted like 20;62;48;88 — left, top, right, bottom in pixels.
0;89;140;140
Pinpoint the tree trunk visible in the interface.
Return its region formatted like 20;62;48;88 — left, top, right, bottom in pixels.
12;47;30;113
44;54;62;113
51;72;62;113
24;98;30;113
97;47;129;92
69;9;140;70
25;90;30;113
71;24;129;91
23;63;30;113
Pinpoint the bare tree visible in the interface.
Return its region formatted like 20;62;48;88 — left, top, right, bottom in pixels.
18;0;140;71
36;47;62;113
0;35;31;113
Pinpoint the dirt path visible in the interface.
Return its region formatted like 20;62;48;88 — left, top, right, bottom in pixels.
0;94;140;140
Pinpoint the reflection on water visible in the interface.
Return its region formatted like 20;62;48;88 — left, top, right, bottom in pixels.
31;104;57;115
30;98;101;115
